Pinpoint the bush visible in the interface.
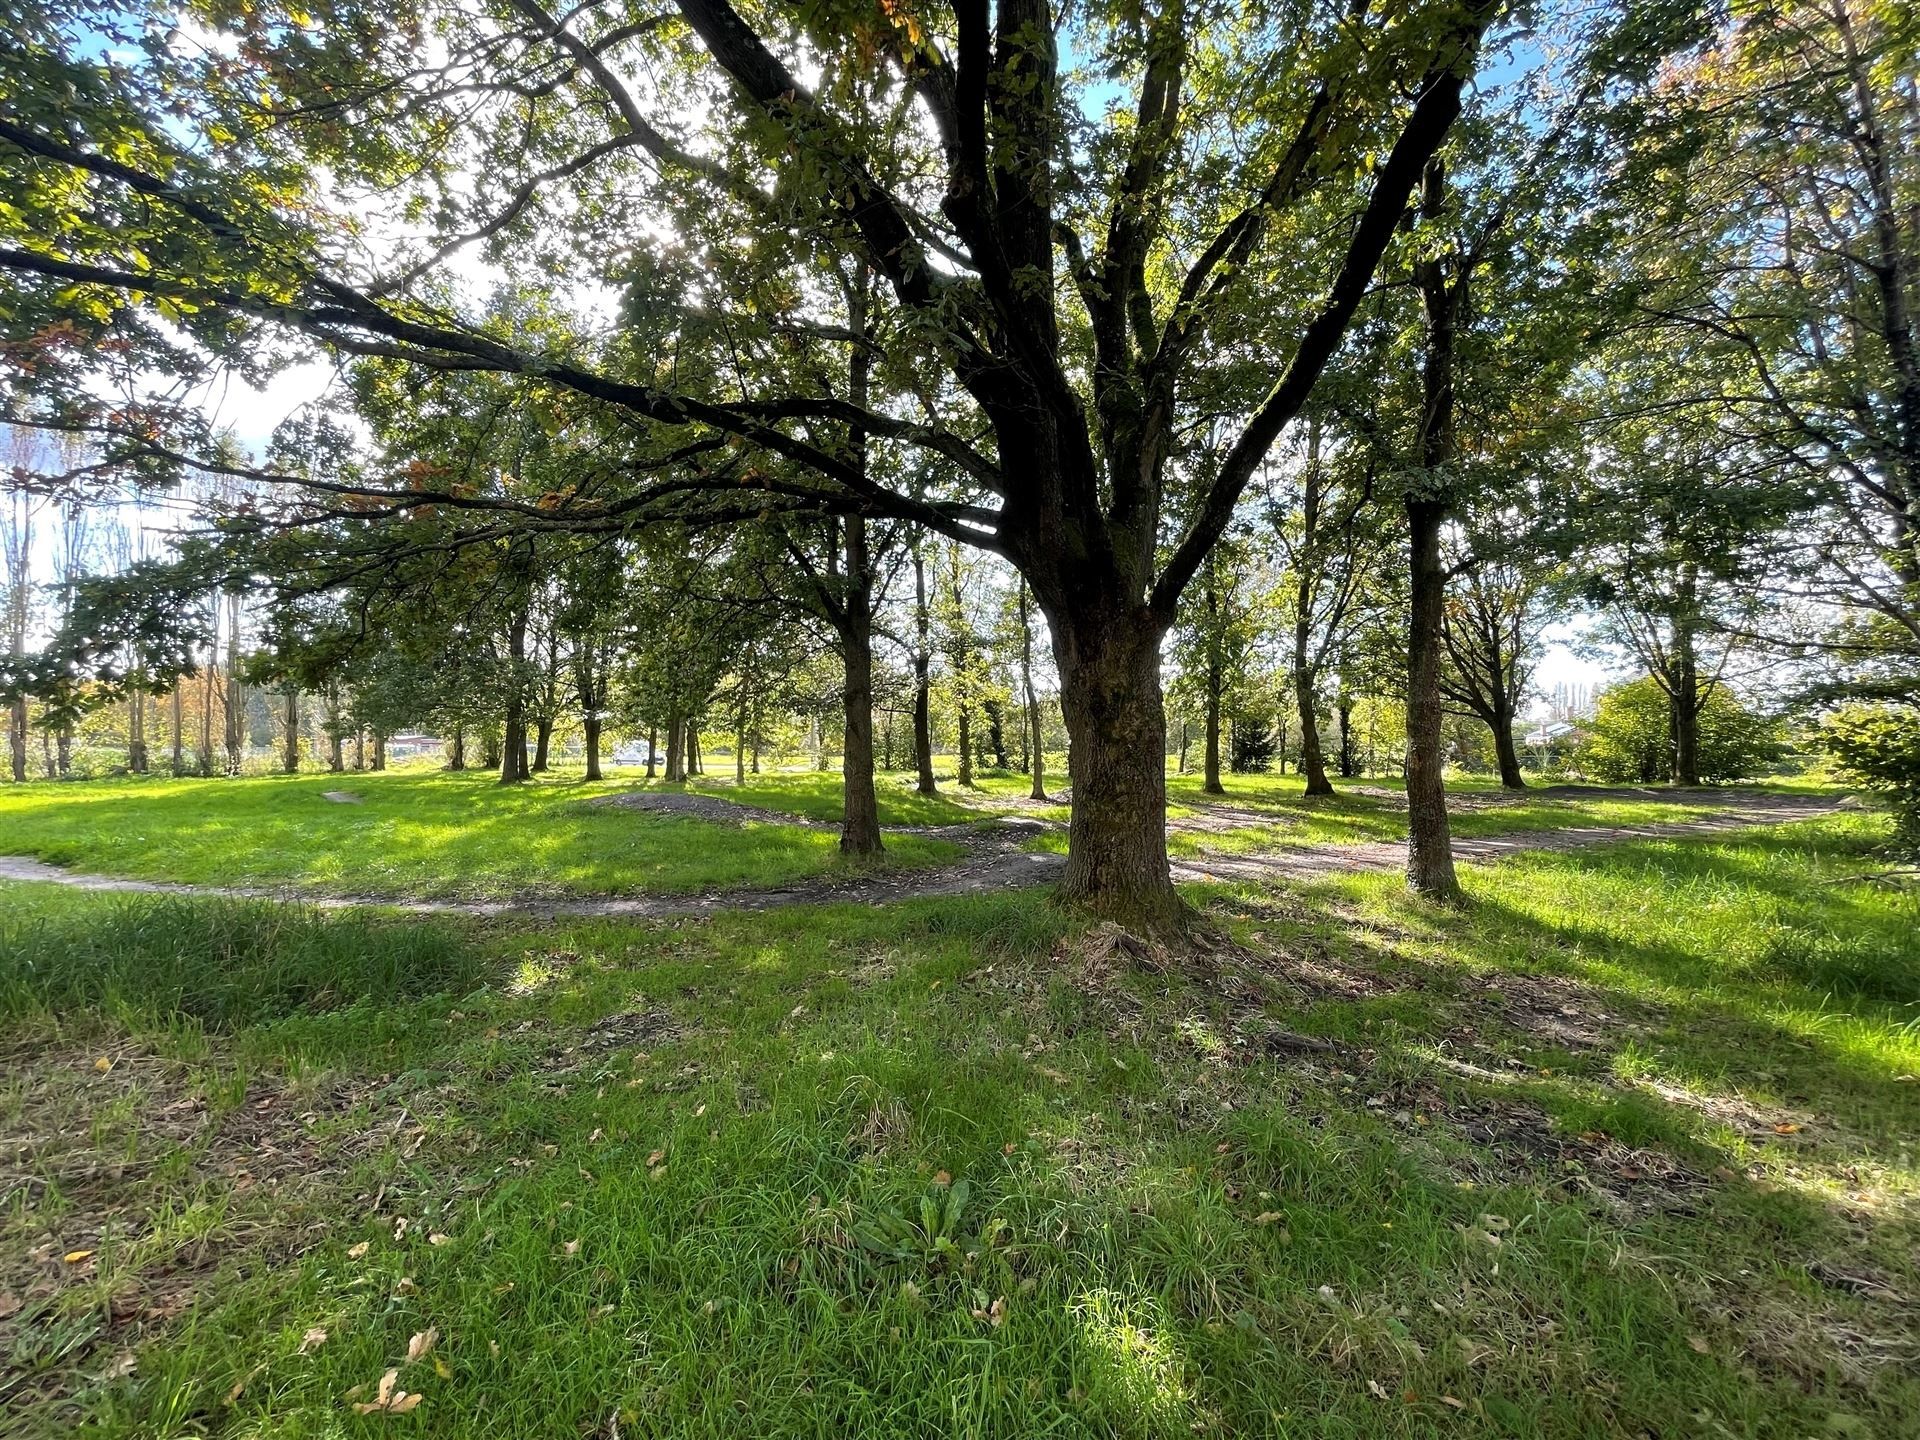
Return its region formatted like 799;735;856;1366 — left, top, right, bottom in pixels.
1580;676;1783;783
1821;704;1920;855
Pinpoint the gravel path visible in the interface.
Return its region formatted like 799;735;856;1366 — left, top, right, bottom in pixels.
0;790;1844;920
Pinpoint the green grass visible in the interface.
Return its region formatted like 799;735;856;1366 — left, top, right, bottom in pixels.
3;810;1914;1438
0;769;966;900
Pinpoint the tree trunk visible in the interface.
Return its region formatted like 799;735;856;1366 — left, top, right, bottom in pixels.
531;716;552;773
57;725;72;778
283;690;300;773
128;684;148;774
1492;716;1526;790
1296;662;1332;795
912;548;937;795
329;726;344;773
647;724;658;780
1203;665;1224;796
583;717;602;782
9;696;26;783
447;727;465;771
984;699;1009;769
838;515;884;856
735;717;747;784
686;726;701;776
170;686;183;775
664;709;684;784
1051;611;1186;932
372;732;387;772
956;703;974;788
1019;583;1047;802
500;701;526;785
1406;499;1459;898
1337;698;1357;778
1668;605;1702;786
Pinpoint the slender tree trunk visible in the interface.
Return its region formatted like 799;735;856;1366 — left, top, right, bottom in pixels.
199;660;214;778
912;548;937;795
1405;157;1461;899
956;704;974;787
1406;499;1459;897
329;726;344;773
531;716;552;773
127;684;148;774
448;726;465;771
583;716;603;782
8;696;25;783
1337;698;1357;778
984;699;1009;769
282;689;300;772
1019;582;1047;801
372;732;387;772
1668;597;1702;786
647;724;658;779
57;725;72;778
838;514;884;856
170;686;183;775
686;726;701;776
1051;610;1186;932
1296;663;1332;795
735;718;747;784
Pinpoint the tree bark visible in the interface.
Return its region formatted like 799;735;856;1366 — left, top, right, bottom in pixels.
128;684;148;774
283;689;300;772
1405;156;1460;900
912;548;937;795
664;709;684;784
170;686;183;775
1051;609;1186;932
8;696;25;783
447;726;465;771
1018;582;1047;801
372;732;387;772
1492;718;1526;790
583;716;603;781
646;724;658;779
531;716;552;773
838;516;884;856
1296;662;1332;795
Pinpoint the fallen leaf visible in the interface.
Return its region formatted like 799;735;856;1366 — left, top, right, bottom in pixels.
394;1277;417;1295
93;1057;113;1073
227;1363;265;1405
646;1149;665;1167
1772;1122;1802;1135
350;1367;424;1416
1367;1379;1389;1399
299;1327;329;1354
405;1328;438;1364
933;1170;952;1187
432;1356;452;1380
564;1239;580;1257
1687;1335;1711;1354
1252;1212;1286;1226
347;1241;371;1259
427;1233;450;1247
63;1250;94;1264
1439;1395;1466;1410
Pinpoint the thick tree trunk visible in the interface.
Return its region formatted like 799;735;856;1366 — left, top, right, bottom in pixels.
686;726;701;776
583;717;602;782
1668;613;1702;786
500;702;526;785
912;550;937;795
1492;716;1526;790
531;716;552;773
447;727;465;771
664;709;684;784
329;727;344;773
1051;610;1186;932
372;732;387;772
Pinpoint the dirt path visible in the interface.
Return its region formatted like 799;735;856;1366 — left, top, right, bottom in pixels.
0;791;1843;920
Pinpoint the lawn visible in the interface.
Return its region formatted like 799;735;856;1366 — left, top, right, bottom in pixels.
2;810;1914;1438
0;769;968;900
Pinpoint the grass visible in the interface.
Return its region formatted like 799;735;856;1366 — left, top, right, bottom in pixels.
2;808;1915;1437
0;768;968;901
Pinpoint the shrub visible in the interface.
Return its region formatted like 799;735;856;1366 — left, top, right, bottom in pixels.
1580;676;1783;783
1821;704;1920;855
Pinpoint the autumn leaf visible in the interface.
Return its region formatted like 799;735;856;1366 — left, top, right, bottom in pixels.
299;1326;329;1354
405;1328;438;1364
347;1241;371;1259
63;1250;94;1264
1687;1335;1711;1354
350;1367;424;1416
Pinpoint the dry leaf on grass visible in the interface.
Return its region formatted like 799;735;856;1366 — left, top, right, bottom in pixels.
1688;1335;1711;1354
405;1328;438;1364
299;1326;329;1354
350;1367;424;1416
347;1241;371;1259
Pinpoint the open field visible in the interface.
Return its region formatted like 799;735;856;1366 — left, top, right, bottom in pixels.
3;791;1915;1438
